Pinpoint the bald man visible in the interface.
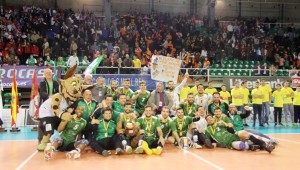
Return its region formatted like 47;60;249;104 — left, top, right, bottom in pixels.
39;68;59;105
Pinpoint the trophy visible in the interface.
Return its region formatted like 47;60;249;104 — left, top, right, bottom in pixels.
179;137;192;150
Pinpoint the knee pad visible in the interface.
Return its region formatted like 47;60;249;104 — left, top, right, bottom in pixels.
53;135;63;146
74;139;89;147
193;135;198;142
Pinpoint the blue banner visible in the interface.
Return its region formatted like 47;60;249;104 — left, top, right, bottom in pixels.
0;66;61;88
92;74;157;91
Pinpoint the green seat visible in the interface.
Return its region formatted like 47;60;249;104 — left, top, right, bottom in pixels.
235;70;241;76
226;64;232;69
214;64;220;68
228;60;233;64
216;70;222;76
233;60;239;64
222;70;229;76
232;64;238;69
276;70;283;76
209;70;216;76
241;70;249;76
282;70;289;76
229;70;236;76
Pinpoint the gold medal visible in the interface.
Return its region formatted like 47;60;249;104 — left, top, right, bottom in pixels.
103;120;110;138
105;133;108;137
148;133;151;137
179;132;182;136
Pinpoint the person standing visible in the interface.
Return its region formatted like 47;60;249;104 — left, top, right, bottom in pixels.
293;87;300;126
281;81;294;126
259;79;272;126
272;84;284;126
39;69;59;105
251;82;264;127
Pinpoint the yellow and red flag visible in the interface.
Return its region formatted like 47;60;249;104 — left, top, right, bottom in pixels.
29;69;39;120
11;68;19;126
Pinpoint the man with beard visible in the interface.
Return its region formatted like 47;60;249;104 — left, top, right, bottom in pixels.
205;109;275;153
106;80;119;101
90;108;123;156
179;92;199;117
135;105;165;155
117;102;139;153
157;107;172;141
132;81;151;117
117;79;133;101
170;108;194;149
208;92;229;116
195;84;212;112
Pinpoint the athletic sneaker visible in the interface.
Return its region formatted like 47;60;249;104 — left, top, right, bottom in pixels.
265;144;275;153
204;139;214;149
152;147;163;155
66;149;80;159
125;145;132;154
115;148;123;155
38;142;48;151
44;143;54;161
134;146;143;154
269;138;279;145
102;150;110;156
249;145;260;151
141;141;153;155
193;143;202;149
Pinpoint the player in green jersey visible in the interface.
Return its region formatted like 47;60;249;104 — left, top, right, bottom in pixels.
170;108;194;149
157;106;172;141
117;102;140;153
44;105;88;160
90;108;124;156
132;81;151;117
179;92;199;117
205;108;275;153
106;80;119;101
135;105;165;155
117;79;134;101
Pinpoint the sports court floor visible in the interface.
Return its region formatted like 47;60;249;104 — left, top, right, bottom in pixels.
1;126;299;170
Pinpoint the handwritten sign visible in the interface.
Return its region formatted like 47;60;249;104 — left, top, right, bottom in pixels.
151;55;182;83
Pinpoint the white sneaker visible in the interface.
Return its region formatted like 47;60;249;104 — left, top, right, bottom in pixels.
193;143;202;149
66;150;80;159
125;145;132;154
44;143;54;161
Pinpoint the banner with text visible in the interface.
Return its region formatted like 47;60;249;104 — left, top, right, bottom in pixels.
223;76;290;90
0;66;61;88
151;55;182;83
92;74;157;91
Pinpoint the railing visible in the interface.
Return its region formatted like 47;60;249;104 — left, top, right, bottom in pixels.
57;65;294;81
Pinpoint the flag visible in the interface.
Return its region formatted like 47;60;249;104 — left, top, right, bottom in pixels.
52;62;58;81
29;69;40;120
0;79;3;121
83;55;103;75
11;68;19;127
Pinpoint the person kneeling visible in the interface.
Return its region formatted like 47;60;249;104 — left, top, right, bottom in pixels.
44;106;88;160
89;108;123;156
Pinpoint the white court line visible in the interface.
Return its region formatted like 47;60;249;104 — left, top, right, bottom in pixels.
15;150;38;170
183;150;224;170
0;140;37;142
267;133;300;135
274;138;300;145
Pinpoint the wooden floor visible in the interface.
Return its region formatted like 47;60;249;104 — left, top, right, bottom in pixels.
1;133;299;170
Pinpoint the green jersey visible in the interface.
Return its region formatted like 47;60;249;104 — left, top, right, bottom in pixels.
228;114;244;131
133;90;151;116
179;103;199;117
118;87;133;98
113;101;124;115
27;58;36;66
106;87;118;101
208;102;229;116
75;99;97;122
157;115;172;138
170;116;193;137
60;118;87;150
214;114;232;124
95;119;117;140
120;113;137;143
205;123;240;149
137;116;161;144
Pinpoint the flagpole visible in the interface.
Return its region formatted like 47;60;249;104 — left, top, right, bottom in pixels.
10;64;20;132
0;79;6;132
